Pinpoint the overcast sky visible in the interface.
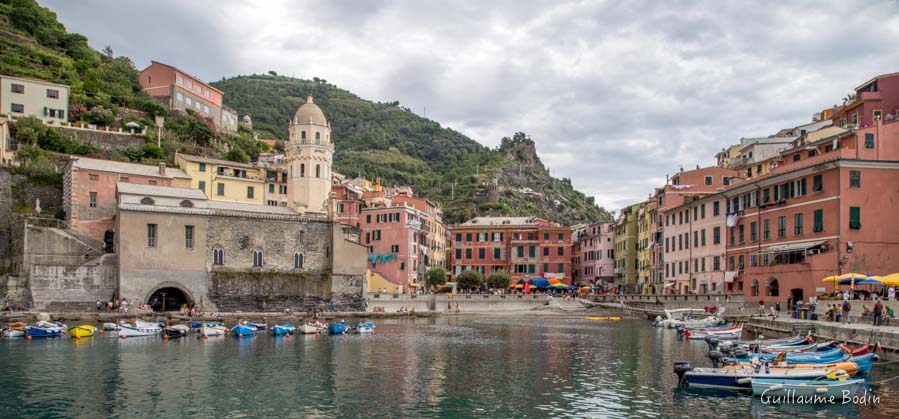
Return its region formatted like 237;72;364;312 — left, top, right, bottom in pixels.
41;0;899;212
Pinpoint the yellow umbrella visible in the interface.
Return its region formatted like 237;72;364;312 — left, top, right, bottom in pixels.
881;274;899;287
822;275;841;282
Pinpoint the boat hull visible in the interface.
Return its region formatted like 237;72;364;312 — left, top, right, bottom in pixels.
199;325;226;336
329;324;350;335
231;325;257;336
684;367;832;390
299;324;320;334
271;325;296;336
68;325;97;338
118;324;162;337
26;326;63;338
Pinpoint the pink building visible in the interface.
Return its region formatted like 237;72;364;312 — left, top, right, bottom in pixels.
139;61;226;131
831;72;899;129
63;156;192;248
725;119;899;303
360;204;427;293
578;222;615;283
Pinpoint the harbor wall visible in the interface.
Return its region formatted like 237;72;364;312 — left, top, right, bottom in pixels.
366;293;552;313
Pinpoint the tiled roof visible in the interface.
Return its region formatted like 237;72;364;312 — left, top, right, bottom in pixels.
116;182;206;199
174;153;257;169
71;156;191;179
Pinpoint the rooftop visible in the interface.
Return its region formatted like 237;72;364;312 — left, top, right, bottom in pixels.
174;153;257;169
0;74;70;89
459;216;558;227
142;61;223;94
116;182;207;199
71;156;191;179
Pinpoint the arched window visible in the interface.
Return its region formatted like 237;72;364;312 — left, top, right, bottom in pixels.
213;247;224;265
316;164;321;178
300;163;305;177
140;197;155;205
294;252;304;269
180;200;194;208
252;250;264;267
315;132;321;145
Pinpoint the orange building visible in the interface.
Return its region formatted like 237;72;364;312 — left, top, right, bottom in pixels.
139;61;227;131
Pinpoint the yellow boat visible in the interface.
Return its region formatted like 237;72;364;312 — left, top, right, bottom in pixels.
68;325;97;338
585;317;621;321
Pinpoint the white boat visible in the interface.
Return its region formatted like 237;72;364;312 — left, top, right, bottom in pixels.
298;324;320;334
687;325;743;340
2;329;24;338
135;320;162;328
656;308;724;328
199;324;226;337
752;376;864;400
102;322;120;331
117;322;162;337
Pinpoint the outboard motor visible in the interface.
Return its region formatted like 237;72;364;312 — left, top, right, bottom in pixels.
675;324;685;334
733;348;749;360
705;336;719;351
673;361;692;384
653;315;662;326
707;350;724;368
718;342;733;354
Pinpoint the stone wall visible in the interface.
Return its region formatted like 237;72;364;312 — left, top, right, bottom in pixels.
205;217;331;272
29;261;116;311
366;293;552;313
208;270;332;311
51;126;144;151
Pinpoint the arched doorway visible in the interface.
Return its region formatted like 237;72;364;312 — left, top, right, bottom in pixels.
790;288;804;304
147;287;192;312
765;278;780;297
750;280;759;297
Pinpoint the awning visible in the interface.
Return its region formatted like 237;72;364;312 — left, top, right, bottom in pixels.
724;271;738;283
766;240;827;253
663;282;676;288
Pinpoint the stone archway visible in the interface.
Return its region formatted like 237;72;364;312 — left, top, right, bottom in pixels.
145;282;194;312
765;278;780;297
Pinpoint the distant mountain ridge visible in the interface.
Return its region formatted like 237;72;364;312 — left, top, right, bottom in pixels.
213;75;611;225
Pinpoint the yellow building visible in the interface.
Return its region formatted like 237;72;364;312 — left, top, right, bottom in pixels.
174;153;265;205
614;203;640;292
715;144;742;168
636;200;653;294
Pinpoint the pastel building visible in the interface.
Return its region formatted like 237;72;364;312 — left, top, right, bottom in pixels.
174;153;265;206
577;222;615;284
62;156;192;247
831;72;899;129
614;204;639;291
360;204;428;293
0;75;69;122
139;61;225;131
450;217;572;284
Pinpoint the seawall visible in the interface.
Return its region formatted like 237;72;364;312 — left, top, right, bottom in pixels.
366;293;553;313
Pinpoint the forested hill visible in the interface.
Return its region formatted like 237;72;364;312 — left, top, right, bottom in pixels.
213;75;612;225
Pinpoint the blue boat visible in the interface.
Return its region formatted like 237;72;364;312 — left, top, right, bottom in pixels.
674;362;834;390
850;353;878;374
231;323;257;336
354;322;376;334
731;347;846;364
271;324;295;336
329;322;350;335
25;324;63;338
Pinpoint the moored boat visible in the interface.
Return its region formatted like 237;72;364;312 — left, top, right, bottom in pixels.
246;321;268;331
117;322;162;337
727;361;860;377
68;325;97;338
354;321;376;334
102;323;120;332
271;324;296;336
329;321;350;335
686;324;743;340
3;322;27;338
674;362;835;390
299;322;324;334
231;323;257;337
751;375;864;400
198;323;226;337
26;322;64;338
655;308;724;328
163;325;190;339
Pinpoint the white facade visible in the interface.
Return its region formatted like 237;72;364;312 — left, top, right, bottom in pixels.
286;96;333;214
0;75;69;123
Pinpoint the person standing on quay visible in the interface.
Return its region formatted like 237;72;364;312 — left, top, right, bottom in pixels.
889;286;896;301
842;299;852;324
873;298;883;327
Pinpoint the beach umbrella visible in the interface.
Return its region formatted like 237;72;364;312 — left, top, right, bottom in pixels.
531;278;550;289
837;278;881;285
879;274;899;287
568;285;578;290
551;284;568;290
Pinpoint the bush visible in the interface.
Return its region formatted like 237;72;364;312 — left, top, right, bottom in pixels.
486;271;511;289
456;270;483;291
83;106;116;126
38;128;98;155
225;147;249;163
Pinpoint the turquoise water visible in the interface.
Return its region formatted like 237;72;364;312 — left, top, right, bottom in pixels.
1;316;898;418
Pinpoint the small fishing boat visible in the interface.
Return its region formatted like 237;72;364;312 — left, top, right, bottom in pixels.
271;324;296;336
354;322;376;334
751;373;863;400
26;322;64;338
246;321;268;331
655;308;724;328
299;322;324;334
3;322;27;338
68;325;97;338
102;323;120;332
117;322;162;337
135;319;163;328
585;317;621;321
686;324;743;340
190;321;223;330
198;323;226;337
329;321;350;335
163;325;190;338
727;361;860;377
734;346;847;364
674;362;834;391
231;323;257;337
849;353;878;374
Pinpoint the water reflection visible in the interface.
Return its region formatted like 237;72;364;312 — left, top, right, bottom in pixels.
0;317;898;418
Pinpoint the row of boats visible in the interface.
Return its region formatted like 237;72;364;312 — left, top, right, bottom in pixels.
672;322;880;401
2;319;378;340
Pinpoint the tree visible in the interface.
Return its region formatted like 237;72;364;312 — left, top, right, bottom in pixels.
426;266;447;288
268;70;278;76
456;270;483;291
102;45;114;58
225;148;249;163
486;271;511;290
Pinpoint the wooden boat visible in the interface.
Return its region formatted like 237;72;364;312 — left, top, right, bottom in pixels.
198;323;226;337
299;323;323;334
655;308;724;328
751;375;863;399
329;321;350;335
135;320;163;328
585;317;621;321
849;353;877;374
163;325;189;338
3;322;27;338
674;361;833;391
686;324;743;340
68;325;97;338
117;322;162;337
727;361;859;377
26;322;64;338
354;322;376;334
271;324;296;336
231;323;257;337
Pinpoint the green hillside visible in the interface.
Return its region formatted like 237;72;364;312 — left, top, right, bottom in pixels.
214;75;611;224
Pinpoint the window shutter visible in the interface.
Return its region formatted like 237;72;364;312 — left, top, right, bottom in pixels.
849;207;861;229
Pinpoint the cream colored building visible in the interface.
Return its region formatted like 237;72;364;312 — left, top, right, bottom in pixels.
0;118;13;165
174;153;265;205
0;75;69;123
286;96;333;214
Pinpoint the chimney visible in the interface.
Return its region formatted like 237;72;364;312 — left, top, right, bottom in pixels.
158;162;166;176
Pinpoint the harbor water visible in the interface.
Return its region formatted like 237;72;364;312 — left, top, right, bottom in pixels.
1;316;898;418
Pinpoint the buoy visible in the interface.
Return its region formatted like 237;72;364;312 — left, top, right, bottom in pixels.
163;334;169;340
342;331;346;335
98;330;104;335
285;333;290;337
26;335;32;341
76;336;81;340
238;333;243;338
203;335;209;340
372;331;376;335
120;335;126;340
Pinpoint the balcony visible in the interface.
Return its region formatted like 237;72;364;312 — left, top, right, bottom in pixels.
858;91;881;101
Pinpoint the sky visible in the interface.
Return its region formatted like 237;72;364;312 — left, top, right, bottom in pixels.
41;0;899;213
